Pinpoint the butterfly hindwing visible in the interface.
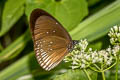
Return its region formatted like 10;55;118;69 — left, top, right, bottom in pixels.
34;36;68;70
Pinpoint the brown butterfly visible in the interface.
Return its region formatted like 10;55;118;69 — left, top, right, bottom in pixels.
30;9;77;71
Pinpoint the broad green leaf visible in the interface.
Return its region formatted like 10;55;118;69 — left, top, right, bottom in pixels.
70;0;120;42
53;69;97;80
25;0;88;31
0;29;31;62
0;52;52;80
0;0;26;36
0;52;35;80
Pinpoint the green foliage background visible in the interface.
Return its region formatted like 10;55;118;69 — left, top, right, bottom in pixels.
0;0;120;80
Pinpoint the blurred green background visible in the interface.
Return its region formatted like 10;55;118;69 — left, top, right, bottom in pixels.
0;0;120;80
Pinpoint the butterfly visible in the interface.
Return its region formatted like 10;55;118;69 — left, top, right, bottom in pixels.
30;9;77;71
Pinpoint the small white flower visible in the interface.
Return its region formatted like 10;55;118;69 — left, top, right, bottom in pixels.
106;47;111;53
103;53;108;59
119;27;120;32
112;45;120;55
99;58;103;62
92;59;96;63
94;57;99;60
84;54;87;58
72;61;78;65
81;64;85;68
110;38;115;43
86;55;90;60
89;48;92;51
113;25;118;32
64;28;120;70
72;66;79;69
109;57;113;61
117;33;120;37
92;51;98;58
79;39;88;50
108;25;120;44
81;59;86;63
110;27;114;33
106;60;112;65
64;60;69;62
74;55;78;59
77;53;82;59
74;50;79;54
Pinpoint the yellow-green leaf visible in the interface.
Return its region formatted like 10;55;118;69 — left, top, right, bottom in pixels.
25;0;88;31
0;0;26;36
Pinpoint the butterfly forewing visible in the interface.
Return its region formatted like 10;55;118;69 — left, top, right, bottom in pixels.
30;9;73;71
34;15;71;40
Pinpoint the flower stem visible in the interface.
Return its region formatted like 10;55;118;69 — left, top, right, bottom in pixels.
93;64;101;70
103;62;116;72
115;56;119;80
89;66;101;72
83;69;92;80
102;71;106;80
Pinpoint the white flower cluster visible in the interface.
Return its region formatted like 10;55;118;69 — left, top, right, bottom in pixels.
64;40;120;69
108;25;120;45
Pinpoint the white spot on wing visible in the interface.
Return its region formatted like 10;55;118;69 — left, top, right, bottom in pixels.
50;41;53;44
38;58;41;61
53;30;56;32
39;61;42;64
45;59;52;66
41;62;44;66
35;47;39;50
48;63;53;69
50;49;53;51
36;50;39;53
36;52;40;56
43;65;47;69
40;45;43;47
48;45;51;47
37;56;40;59
40;49;43;52
41;52;47;58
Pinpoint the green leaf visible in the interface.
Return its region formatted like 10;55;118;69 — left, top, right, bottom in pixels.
0;0;26;36
0;52;52;80
25;0;88;31
53;69;97;80
70;0;120;42
0;52;34;80
0;29;31;62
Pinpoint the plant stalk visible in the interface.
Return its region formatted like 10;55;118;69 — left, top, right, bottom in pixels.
83;69;92;80
102;71;106;80
115;56;119;80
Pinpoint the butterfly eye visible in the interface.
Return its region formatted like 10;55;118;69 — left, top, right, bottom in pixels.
30;9;73;71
